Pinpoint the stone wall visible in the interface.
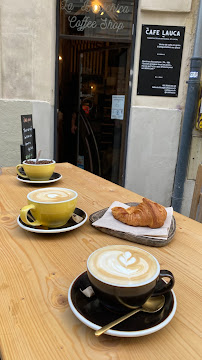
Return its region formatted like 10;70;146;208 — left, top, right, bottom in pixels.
125;0;201;214
0;0;56;165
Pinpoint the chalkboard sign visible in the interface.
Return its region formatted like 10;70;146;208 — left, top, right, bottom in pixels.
137;25;185;97
21;115;36;161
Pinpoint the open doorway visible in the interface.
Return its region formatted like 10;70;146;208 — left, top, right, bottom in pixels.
56;0;137;185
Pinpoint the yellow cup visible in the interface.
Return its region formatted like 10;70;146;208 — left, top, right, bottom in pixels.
16;159;56;181
20;188;78;228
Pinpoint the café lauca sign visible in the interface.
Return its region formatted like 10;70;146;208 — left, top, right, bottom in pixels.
61;0;134;39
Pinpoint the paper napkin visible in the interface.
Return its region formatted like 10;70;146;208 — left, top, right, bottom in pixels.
92;201;173;240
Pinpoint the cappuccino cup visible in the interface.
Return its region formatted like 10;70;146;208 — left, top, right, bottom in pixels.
16;159;55;181
20;187;78;228
87;245;174;310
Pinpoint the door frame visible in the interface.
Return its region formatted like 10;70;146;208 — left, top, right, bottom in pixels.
119;0;139;186
54;0;139;186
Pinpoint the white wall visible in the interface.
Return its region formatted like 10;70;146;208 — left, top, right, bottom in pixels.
0;0;56;165
125;107;181;206
125;0;201;212
0;100;54;166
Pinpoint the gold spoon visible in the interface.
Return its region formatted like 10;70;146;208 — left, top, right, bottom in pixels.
95;295;165;337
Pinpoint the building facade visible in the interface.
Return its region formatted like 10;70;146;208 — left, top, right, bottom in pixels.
0;0;201;216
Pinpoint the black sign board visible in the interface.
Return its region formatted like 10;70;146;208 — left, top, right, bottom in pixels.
137;25;185;97
21;115;36;160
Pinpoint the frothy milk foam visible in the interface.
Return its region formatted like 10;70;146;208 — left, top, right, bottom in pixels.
88;245;159;286
29;188;75;203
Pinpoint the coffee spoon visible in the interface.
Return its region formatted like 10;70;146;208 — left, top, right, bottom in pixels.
36;149;42;163
94;295;165;337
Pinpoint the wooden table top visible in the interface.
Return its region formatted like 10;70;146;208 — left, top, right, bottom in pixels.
0;163;201;360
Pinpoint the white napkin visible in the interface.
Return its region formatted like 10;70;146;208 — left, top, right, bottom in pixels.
92;201;173;240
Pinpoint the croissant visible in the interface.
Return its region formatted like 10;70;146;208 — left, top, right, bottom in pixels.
111;198;167;228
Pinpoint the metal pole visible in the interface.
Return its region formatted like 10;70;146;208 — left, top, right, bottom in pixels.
171;0;202;212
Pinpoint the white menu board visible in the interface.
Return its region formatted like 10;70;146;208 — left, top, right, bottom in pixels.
111;95;125;120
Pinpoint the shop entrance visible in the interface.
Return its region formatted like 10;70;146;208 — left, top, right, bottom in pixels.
56;1;136;185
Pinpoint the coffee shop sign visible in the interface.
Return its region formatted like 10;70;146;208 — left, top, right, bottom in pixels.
61;0;129;32
145;27;181;37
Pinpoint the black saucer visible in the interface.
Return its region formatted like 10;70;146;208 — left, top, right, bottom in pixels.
17;208;87;234
68;271;177;337
17;168;62;184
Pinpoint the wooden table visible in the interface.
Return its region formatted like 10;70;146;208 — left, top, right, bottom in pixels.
0;163;201;360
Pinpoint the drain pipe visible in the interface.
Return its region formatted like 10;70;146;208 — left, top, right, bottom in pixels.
171;0;202;213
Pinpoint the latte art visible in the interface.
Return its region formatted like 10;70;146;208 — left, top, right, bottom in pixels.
88;245;159;286
29;188;76;203
119;251;136;266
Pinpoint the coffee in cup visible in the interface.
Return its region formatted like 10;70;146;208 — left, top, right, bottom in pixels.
20;187;78;228
87;245;174;310
29;188;75;203
16;159;55;181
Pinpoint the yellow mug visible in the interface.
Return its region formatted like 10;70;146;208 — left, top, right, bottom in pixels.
16;159;56;181
20;188;78;228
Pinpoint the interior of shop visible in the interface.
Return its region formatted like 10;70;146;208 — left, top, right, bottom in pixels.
57;38;130;184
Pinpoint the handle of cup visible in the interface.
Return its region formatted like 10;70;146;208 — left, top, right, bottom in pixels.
20;204;42;227
16;164;28;179
152;270;175;296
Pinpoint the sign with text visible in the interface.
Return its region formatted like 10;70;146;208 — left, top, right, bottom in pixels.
21;115;35;160
137;25;185;97
60;0;134;40
111;95;125;120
